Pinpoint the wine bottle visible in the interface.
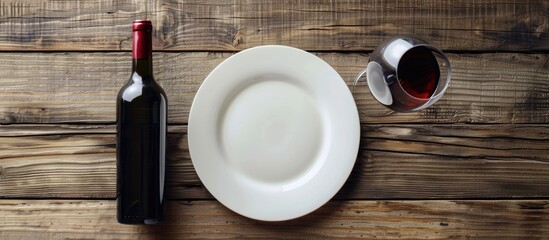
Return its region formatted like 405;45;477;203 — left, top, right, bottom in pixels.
116;20;167;224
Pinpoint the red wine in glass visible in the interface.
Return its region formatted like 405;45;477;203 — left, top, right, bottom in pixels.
355;36;451;115
388;46;441;111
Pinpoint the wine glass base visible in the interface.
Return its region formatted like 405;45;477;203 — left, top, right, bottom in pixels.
352;68;395;118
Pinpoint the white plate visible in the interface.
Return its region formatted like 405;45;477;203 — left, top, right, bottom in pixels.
188;45;360;221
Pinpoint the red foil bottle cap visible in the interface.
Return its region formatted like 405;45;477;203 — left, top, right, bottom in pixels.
132;20;152;31
132;20;152;59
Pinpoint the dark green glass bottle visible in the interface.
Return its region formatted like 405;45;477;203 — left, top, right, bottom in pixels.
116;20;167;224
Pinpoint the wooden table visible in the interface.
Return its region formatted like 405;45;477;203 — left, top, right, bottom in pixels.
0;0;548;239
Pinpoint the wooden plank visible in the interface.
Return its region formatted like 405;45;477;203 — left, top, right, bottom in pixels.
0;52;547;124
0;124;547;199
0;199;547;239
341;124;549;199
0;0;547;51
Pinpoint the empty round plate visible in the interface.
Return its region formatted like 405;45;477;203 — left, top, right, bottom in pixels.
188;45;360;221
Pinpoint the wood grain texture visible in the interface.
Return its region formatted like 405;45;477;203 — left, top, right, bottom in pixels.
0;124;547;199
0;0;547;238
0;199;547;239
0;0;547;51
0;52;547;124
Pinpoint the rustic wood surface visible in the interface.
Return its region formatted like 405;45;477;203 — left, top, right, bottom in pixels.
0;0;548;239
0;52;547;124
0;124;548;200
0;0;547;51
0;200;547;239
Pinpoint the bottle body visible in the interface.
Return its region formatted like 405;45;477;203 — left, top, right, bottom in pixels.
117;20;167;224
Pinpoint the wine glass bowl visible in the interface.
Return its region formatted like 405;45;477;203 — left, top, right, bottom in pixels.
356;36;451;114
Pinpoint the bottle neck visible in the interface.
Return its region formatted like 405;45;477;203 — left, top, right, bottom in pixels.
132;58;153;78
132;27;153;78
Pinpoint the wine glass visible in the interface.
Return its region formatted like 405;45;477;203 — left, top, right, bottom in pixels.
353;36;451;116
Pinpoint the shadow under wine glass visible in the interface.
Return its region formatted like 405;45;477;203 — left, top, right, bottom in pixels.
353;36;451;117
